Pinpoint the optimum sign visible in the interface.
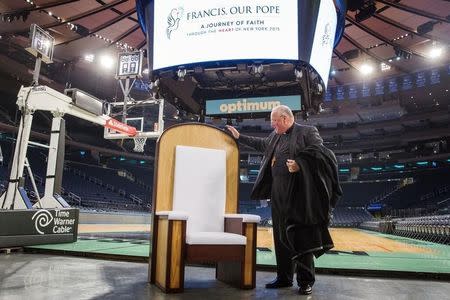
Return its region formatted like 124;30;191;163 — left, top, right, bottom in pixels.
205;95;301;115
32;209;76;234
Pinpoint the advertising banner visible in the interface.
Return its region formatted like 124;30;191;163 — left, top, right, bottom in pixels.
0;208;79;247
206;95;301;115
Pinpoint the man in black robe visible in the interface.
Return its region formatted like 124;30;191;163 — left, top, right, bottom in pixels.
227;105;341;295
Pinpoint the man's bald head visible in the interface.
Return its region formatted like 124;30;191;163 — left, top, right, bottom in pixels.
270;105;295;134
272;105;294;119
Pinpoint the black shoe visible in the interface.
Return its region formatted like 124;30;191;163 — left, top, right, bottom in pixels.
265;278;293;289
298;284;312;295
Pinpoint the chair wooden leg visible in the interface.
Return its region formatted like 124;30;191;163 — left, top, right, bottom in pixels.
216;222;257;289
150;217;186;293
242;222;257;289
216;260;243;287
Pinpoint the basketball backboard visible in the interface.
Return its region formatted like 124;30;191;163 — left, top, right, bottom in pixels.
103;98;164;141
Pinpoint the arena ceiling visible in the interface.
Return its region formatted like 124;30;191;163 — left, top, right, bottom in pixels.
0;0;448;158
0;0;449;114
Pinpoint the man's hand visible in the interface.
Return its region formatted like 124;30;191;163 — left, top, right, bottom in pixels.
286;159;300;173
225;125;240;139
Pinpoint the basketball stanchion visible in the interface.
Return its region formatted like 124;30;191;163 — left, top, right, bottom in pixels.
0;24;142;248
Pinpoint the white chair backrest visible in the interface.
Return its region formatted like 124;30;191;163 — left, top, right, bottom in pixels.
173;145;226;235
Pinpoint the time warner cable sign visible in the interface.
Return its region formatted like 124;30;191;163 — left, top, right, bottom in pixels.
0;208;79;247
206;95;301;115
32;209;76;234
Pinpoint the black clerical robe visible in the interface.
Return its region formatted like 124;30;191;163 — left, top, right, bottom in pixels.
239;123;341;259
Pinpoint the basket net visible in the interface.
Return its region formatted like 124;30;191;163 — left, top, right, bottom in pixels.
133;136;147;152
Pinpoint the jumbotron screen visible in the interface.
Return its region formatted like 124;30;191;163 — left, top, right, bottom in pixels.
144;0;337;86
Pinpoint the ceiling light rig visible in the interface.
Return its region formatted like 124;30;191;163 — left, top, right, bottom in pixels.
67;22;77;31
91;33;135;52
359;62;374;75
294;66;303;81
40;9;66;24
99;54;114;69
380;62;391;72
330;31;419;75
417;21;437;35
328;67;350;75
84;54;95;63
428;42;444;59
428;47;443;59
354;1;376;23
1;1;33;23
0;6;67;25
9;2;131;51
176;68;187;81
394;46;412;60
115;42;134;52
0;11;30;22
367;33;410;50
250;64;264;78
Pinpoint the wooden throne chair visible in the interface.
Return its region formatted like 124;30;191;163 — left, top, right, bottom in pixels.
149;123;260;293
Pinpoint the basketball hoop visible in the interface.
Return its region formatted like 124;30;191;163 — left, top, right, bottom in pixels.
133;136;147;152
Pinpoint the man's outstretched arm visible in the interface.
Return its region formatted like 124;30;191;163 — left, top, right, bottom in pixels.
226;125;270;153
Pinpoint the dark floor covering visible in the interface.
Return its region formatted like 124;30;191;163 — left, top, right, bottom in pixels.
1;253;449;300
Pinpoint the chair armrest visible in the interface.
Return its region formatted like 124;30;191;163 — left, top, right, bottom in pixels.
224;214;261;223
155;210;189;220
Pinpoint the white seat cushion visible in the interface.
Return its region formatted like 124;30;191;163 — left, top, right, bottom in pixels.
155;210;189;220
224;214;261;223
186;232;246;245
